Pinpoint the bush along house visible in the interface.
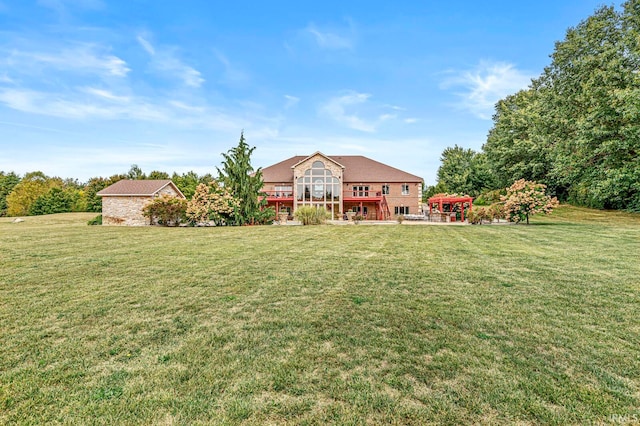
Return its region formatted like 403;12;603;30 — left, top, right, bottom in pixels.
261;152;423;220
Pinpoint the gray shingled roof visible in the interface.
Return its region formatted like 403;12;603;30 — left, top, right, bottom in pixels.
261;155;423;183
97;180;185;198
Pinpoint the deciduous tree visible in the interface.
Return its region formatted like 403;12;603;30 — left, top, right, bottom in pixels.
172;171;214;199
502;179;559;224
6;172;62;216
484;2;640;210
436;146;495;197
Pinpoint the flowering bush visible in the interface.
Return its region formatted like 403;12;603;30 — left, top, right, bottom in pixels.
186;181;240;226
142;195;188;226
501;179;559;224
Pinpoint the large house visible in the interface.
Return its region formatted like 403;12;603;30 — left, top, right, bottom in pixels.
261;152;423;220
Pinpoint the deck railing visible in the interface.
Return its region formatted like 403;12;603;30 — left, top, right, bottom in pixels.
263;190;293;198
350;190;382;198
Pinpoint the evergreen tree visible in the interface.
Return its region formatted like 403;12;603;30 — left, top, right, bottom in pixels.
127;164;146;179
29;187;79;215
0;172;21;217
217;132;268;225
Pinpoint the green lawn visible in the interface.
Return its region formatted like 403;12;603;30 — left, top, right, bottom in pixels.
1;206;639;425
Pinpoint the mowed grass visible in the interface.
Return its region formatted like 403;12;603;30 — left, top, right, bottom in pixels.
1;206;639;425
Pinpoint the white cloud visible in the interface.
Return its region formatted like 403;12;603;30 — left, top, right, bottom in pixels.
213;49;249;85
168;100;205;113
319;91;411;132
385;104;406;111
284;94;299;109
0;88;164;120
0;72;13;83
179;66;205;88
305;23;354;50
81;87;130;102
320;91;376;132
153;54;204;88
38;0;104;9
442;61;533;119
404;118;418;124
0;86;279;135
136;34;204;88
136;35;155;56
6;45;130;77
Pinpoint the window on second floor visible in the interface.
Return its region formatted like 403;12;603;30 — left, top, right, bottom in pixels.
352;185;369;197
402;184;410;195
382;184;389;195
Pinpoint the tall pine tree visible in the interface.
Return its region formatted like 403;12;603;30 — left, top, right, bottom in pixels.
217;132;268;225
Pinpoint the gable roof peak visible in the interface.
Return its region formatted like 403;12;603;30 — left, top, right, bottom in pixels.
291;151;345;169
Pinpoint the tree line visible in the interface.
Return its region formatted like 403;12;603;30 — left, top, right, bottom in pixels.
1;132;272;225
429;1;640;212
0;168;213;217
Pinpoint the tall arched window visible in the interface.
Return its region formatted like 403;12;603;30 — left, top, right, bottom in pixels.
296;161;341;215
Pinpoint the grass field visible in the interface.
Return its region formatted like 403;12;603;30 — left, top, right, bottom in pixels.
1;206;639;425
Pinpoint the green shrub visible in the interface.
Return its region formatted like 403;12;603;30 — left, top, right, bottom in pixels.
474;189;505;206
294;206;329;225
87;214;102;225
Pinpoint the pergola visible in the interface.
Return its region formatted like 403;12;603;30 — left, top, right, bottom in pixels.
428;194;473;222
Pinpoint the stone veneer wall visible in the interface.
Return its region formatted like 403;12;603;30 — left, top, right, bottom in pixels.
102;186;181;226
292;154;344;213
102;196;152;226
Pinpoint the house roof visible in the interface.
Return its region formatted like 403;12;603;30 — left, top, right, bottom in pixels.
97;180;186;198
262;155;423;183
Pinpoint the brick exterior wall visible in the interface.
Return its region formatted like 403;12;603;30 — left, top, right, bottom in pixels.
102;186;180;226
344;182;422;217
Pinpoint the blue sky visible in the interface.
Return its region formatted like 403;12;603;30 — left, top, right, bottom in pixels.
0;0;620;184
